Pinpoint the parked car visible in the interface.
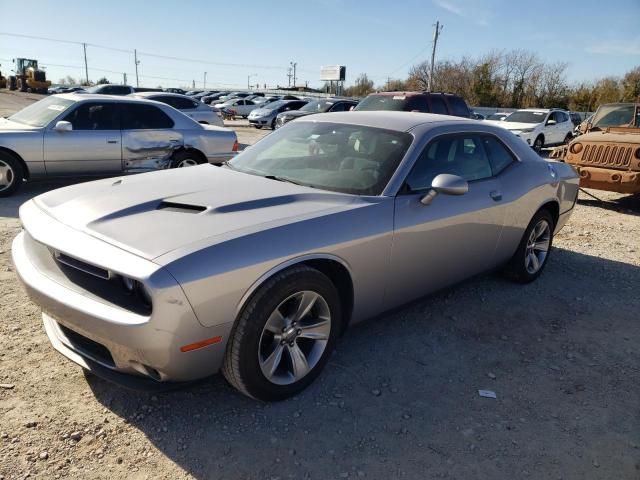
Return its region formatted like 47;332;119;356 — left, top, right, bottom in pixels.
193;91;219;100
248;100;308;129
0;93;238;196
471;112;485;120
497;109;574;152
215;98;260;118
185;90;204;96
569;112;583;128
201;92;229;104
355;91;471;118
49;86;86;94
253;96;279;107
484;112;511;123
12;111;579;400
130;92;223;127
275;98;358;128
164;88;186;95
83;84;135;95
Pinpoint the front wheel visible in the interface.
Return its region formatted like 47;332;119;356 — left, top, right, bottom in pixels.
254;125;263;129
223;265;341;401
533;135;544;154
0;153;25;197
505;209;554;283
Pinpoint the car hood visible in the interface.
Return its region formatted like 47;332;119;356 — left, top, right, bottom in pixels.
0;117;42;131
279;110;312;119
31;165;359;261
250;108;276;117
498;121;540;131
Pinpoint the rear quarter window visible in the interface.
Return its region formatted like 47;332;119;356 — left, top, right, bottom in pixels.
446;96;471;117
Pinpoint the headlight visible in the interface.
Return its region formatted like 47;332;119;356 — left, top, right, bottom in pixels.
569;143;583;154
120;276;152;310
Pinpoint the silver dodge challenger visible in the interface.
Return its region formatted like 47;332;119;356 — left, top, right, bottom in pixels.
0;93;238;196
12;111;579;400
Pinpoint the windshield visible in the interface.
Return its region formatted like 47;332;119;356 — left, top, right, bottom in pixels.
228;121;412;195
591;104;637;128
300;100;334;113
85;85;107;93
8;96;75;127
355;95;409;111
486;113;508;121
504;111;546;124
262;100;288;111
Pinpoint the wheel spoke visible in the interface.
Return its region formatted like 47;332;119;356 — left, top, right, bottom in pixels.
529;252;540;272
533;240;549;252
287;343;310;379
264;309;286;334
297;319;330;340
292;291;318;323
262;344;284;379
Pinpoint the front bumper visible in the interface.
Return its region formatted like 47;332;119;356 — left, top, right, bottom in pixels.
12;201;233;387
571;165;640;194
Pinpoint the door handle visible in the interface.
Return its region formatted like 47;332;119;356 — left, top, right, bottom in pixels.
490;190;502;201
107;140;119;144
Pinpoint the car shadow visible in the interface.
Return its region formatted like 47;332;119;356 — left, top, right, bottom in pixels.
85;248;640;479
577;191;640;216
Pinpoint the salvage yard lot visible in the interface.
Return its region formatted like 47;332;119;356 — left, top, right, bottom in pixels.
1;92;640;480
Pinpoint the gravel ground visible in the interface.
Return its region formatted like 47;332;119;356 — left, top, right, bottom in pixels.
1;92;640;480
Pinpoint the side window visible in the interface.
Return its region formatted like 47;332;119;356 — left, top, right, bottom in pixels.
428;95;448;115
407;96;429;112
559;112;569;123
171;97;198;110
62;102;120;130
481;135;516;176
121;104;174;129
446;96;471;117
405;134;493;191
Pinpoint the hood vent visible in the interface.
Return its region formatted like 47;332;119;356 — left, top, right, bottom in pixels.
157;201;207;213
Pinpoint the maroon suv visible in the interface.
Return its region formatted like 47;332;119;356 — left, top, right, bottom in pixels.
354;91;471;118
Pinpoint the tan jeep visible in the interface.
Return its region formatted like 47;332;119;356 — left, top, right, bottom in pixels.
551;103;640;194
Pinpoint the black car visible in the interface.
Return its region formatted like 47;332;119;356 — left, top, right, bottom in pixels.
275;98;358;128
355;91;471;118
202;92;229;104
164;88;186;94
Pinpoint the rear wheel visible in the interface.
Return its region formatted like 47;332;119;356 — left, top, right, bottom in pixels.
0;153;25;197
505;209;554;283
170;150;204;168
563;132;573;144
223;265;341;401
255;125;262;129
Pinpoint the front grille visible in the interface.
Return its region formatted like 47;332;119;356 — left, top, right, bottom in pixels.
582;144;633;168
54;252;110;280
58;324;115;367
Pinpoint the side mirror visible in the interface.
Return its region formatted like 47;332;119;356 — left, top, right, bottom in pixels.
547;119;557;125
420;174;468;205
54;120;72;132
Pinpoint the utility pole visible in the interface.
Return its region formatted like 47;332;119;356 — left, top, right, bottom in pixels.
247;73;257;90
204;72;207;89
82;43;89;85
287;66;292;87
134;49;140;87
428;21;443;92
123;73;127;85
290;61;297;87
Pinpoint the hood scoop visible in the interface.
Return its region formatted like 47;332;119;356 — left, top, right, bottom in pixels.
157;201;207;214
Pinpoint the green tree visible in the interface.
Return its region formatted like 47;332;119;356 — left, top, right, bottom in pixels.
344;74;374;97
96;77;110;85
621;66;640;101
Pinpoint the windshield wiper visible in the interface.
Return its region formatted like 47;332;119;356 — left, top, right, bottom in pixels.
263;175;308;187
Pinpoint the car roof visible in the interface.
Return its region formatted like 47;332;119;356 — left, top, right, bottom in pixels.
57;93;161;103
132;91;190;99
295;110;473;132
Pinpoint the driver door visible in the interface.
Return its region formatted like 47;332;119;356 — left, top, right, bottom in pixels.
387;133;507;309
44;102;122;175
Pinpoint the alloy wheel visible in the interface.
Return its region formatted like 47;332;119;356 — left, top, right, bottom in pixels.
0;160;15;192
258;290;331;385
177;158;198;167
525;219;551;274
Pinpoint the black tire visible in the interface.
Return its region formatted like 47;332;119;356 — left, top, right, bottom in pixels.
254;125;262;129
505;209;555;283
0;152;25;197
169;150;205;168
563;132;573;144
223;265;342;401
533;135;544;154
271;118;277;130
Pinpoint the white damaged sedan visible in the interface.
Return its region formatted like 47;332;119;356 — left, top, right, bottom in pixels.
0;94;238;196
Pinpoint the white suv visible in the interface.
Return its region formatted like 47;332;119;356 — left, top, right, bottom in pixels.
498;109;574;152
